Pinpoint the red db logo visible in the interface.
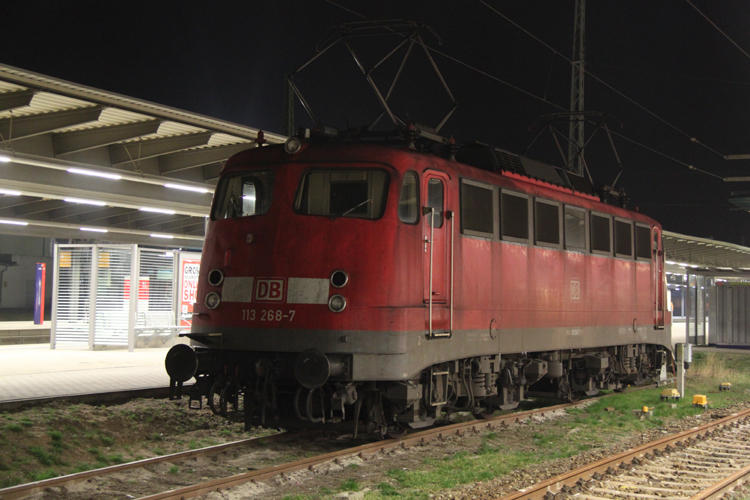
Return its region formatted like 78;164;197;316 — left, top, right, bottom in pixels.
254;278;285;303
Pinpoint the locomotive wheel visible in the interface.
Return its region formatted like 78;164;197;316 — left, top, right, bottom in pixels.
208;378;224;416
220;380;237;416
385;423;409;439
471;406;496;420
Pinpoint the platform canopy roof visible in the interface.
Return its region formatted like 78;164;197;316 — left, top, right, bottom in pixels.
663;230;750;276
0;63;286;247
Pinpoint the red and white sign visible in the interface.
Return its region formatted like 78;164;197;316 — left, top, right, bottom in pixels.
181;259;201;326
254;278;285;303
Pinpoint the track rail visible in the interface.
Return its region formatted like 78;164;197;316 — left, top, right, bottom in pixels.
0;431;291;500
494;407;750;500
135;401;589;500
0;386;656;500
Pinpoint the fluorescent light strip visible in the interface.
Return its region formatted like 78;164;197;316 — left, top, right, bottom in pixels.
0;188;22;195
0;219;28;226
150;234;174;239
68;168;122;180
64;198;107;206
140;207;176;215
164;183;210;194
80;227;108;233
0;156;11;163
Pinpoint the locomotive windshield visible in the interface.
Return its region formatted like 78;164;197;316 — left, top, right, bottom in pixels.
212;170;274;219
295;169;389;219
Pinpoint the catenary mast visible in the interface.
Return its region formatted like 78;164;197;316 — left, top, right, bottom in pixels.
567;0;586;176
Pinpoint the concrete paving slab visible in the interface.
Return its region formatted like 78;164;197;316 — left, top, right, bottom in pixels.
0;345;171;403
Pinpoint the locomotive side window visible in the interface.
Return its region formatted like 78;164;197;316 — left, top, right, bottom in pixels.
534;199;560;246
460;179;494;236
426;178;444;228
398;171;419;224
213;170;275;219
295;169;389;219
501;191;529;241
564;206;586;250
635;224;652;259
614;219;633;257
590;213;611;254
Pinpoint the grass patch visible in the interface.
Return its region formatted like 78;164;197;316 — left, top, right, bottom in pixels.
169;465;179;474
4;423;23;433
377;481;401;496
28;469;58;481
27;447;58;466
340;478;360;491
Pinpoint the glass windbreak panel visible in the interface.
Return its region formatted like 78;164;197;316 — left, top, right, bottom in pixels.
398;171;419;224
426;178;444;228
213;170;274;219
296;169;389;219
591;214;611;253
565;206;585;250
615;220;633;256
535;200;560;245
501;192;528;240
461;181;493;235
635;225;651;259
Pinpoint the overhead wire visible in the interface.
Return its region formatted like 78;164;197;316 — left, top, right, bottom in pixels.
478;0;725;160
323;0;723;178
325;0;567;110
685;0;750;63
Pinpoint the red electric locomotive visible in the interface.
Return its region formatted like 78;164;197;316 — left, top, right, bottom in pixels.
166;131;673;437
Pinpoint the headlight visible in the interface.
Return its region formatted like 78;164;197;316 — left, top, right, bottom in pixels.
284;137;302;155
328;294;346;313
207;269;224;286
330;270;348;288
205;292;221;309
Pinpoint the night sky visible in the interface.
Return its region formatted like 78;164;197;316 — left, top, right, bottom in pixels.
3;1;750;244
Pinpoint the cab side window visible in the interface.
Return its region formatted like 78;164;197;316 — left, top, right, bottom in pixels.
398;171;419;224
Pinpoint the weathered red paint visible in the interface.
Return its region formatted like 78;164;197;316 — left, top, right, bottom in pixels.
192;141;663;341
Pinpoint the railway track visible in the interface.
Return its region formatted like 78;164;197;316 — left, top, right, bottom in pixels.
0;385;662;500
0;398;582;500
496;407;750;500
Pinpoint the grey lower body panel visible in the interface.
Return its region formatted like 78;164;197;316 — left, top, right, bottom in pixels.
192;323;672;381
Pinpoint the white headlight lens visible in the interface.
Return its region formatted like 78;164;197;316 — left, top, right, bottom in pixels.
328;294;346;313
205;292;221;309
284;137;302;155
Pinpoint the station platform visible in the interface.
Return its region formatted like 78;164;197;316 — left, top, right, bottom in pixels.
0;343;174;409
0;320;51;346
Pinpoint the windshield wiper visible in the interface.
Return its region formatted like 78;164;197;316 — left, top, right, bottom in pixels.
331;199;371;219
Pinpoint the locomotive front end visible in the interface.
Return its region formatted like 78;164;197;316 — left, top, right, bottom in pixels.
165;140;423;436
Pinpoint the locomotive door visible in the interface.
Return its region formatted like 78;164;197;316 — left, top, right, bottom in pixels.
653;226;666;328
422;172;452;337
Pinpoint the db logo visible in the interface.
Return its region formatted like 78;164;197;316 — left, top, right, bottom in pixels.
254;278;285;303
570;279;581;301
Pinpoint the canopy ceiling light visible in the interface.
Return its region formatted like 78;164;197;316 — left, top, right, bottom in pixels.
67;168;122;180
164;183;210;194
140;207;176;215
64;197;107;206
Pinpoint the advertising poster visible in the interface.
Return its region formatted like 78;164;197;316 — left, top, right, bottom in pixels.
180;258;201;326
